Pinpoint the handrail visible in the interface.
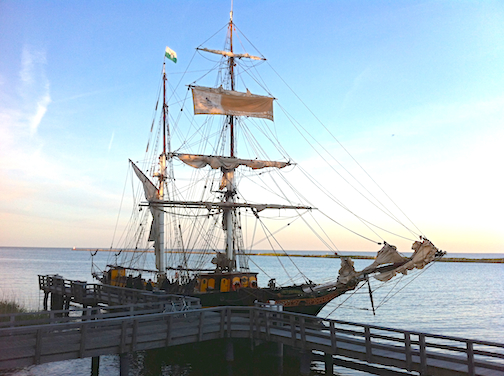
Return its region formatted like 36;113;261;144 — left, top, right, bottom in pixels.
2;304;503;374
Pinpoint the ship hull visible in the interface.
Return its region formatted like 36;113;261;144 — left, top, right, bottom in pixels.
194;282;358;316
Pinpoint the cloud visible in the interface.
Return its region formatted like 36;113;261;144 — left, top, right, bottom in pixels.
19;45;52;135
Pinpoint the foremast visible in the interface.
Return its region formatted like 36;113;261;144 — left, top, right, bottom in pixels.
152;62;169;280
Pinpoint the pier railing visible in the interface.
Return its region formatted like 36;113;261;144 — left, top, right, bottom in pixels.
1;305;503;375
38;274;201;308
0;300;192;329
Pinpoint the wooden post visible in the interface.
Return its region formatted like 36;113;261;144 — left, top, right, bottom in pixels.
198;310;204;342
165;314;172;347
324;353;333;375
300;317;306;350
364;326;372;362
226;339;234;362
120;320;127;354
91;356;100;376
419;334;427;375
79;324;87;358
290;315;297;347
34;328;42;365
404;331;412;371
467;340;475;376
220;309;226;338
265;311;271;341
330;321;337;354
226;307;231;337
119;353;129;376
50;293;64;312
249;308;255;341
43;292;49;311
299;350;311;376
131;319;138;352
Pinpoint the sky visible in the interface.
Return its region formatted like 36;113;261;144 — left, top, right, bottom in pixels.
1;0;503;253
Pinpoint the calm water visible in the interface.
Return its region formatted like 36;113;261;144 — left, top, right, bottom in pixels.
1;247;503;375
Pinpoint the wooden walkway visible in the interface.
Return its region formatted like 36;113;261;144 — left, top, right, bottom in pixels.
38;274;201;308
1;305;503;375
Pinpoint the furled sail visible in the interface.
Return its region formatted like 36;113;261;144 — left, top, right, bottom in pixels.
174;153;289;189
197;47;265;61
174;153;290;170
372;238;439;282
360;243;407;275
192;86;274;121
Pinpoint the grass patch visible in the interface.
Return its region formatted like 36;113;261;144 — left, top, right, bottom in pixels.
0;299;27;315
0;299;50;325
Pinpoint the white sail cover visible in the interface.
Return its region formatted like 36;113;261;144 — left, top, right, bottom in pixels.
175;153;289;170
130;160;158;201
192;86;274;121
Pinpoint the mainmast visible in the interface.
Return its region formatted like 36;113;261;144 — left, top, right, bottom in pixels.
225;7;236;269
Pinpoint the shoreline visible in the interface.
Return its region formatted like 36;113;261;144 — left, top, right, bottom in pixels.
71;249;504;263
249;253;504;263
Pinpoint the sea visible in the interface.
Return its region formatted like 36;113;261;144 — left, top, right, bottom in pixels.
0;247;503;375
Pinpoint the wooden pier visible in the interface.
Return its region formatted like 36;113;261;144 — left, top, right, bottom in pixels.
1;303;503;375
38;274;201;309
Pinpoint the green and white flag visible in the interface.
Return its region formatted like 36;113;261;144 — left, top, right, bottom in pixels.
165;46;177;63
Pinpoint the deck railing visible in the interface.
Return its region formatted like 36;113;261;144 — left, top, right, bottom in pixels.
2;305;502;375
38;274;201;308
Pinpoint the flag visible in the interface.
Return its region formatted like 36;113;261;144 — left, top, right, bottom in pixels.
165;46;177;63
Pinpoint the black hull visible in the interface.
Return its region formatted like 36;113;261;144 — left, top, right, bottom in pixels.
193;283;358;316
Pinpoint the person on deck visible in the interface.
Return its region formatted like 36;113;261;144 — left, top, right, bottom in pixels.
133;274;144;290
126;275;133;289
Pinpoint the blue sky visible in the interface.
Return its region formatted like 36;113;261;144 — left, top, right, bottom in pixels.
1;1;503;253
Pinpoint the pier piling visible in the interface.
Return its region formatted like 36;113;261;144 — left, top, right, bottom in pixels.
91;356;100;376
119;353;129;376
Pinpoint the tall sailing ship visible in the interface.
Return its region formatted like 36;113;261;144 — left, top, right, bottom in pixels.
92;9;444;315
